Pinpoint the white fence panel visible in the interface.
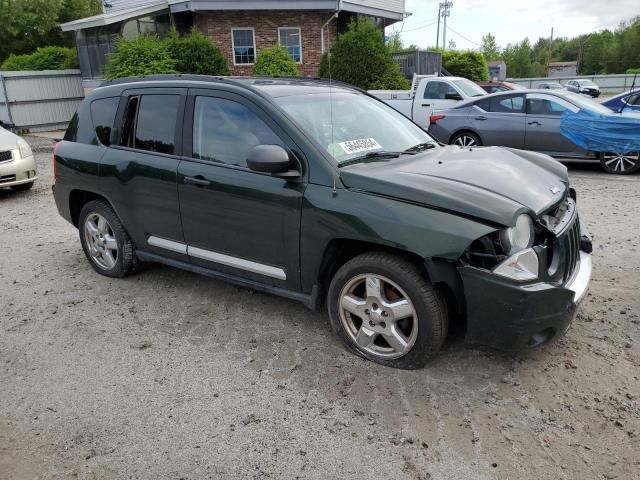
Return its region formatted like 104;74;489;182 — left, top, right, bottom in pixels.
0;70;84;132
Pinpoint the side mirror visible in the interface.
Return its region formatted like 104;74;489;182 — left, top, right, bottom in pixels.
247;145;299;178
445;92;463;101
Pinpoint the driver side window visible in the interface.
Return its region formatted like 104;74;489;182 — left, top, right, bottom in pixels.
192;96;283;168
424;81;458;100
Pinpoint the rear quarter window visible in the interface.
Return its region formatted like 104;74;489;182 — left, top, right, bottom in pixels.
90;97;120;146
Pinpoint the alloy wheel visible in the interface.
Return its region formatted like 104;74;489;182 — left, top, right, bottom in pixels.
84;213;118;270
453;135;478;147
338;274;418;360
601;151;640;174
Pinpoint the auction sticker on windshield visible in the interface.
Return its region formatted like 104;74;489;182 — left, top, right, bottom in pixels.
339;138;382;155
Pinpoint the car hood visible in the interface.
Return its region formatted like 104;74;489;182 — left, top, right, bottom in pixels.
0;127;19;151
339;146;569;226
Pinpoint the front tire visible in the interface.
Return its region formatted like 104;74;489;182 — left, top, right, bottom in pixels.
327;252;448;369
451;132;481;148
600;151;640;175
78;200;138;278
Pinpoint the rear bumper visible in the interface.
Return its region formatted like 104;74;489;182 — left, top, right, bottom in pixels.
52;183;74;225
459;250;592;351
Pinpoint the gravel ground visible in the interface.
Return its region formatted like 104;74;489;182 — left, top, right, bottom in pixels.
1;138;638;480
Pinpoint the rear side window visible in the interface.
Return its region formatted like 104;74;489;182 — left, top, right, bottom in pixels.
119;94;180;155
91;97;120;146
475;98;490;111
489;95;524;113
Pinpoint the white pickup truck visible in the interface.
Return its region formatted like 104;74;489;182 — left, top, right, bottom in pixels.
370;75;487;129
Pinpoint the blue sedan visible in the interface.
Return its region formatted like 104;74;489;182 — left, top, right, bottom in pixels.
602;89;640;112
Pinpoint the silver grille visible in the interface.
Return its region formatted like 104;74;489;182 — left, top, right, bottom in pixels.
562;218;581;283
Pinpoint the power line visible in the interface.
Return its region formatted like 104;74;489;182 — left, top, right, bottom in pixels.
446;24;482;47
402;20;440;33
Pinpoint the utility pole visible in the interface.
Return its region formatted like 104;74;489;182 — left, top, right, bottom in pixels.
440;2;453;50
436;3;442;49
545;27;554;77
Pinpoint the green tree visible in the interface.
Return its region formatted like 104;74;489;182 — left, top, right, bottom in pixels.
616;17;640;73
480;33;500;61
442;50;489;81
319;18;409;90
104;35;176;80
386;31;404;52
1;46;78;71
166;28;229;76
502;39;536;77
253;45;299;76
0;0;101;62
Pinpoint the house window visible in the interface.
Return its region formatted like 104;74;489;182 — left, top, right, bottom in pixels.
231;28;256;65
278;27;302;63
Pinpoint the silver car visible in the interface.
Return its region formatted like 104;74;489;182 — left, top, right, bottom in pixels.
0;126;37;191
565;79;600;98
427;89;640;174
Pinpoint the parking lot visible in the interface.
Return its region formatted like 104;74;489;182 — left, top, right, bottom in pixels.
1;138;639;480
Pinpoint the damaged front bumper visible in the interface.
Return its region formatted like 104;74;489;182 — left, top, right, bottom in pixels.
458;248;592;352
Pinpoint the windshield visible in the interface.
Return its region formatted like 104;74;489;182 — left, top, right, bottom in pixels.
577;80;596;86
274;92;437;164
453;79;486;97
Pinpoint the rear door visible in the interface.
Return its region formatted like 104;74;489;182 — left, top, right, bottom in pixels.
470;94;526;147
99;88;187;259
176;89;305;291
524;93;581;156
414;80;461;128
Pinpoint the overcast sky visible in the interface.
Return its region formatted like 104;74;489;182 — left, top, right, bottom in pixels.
389;0;640;50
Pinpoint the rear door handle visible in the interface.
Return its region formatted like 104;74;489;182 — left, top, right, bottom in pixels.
474;116;487;121
184;175;211;187
528;121;541;126
422;103;431;107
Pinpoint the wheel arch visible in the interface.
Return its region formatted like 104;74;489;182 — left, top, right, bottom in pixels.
315;238;465;324
68;189;122;228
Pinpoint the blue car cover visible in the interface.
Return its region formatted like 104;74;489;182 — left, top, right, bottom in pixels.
560;109;640;152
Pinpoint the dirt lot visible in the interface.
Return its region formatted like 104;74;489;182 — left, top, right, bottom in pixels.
1;138;638;480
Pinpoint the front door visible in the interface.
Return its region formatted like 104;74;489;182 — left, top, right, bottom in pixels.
415;80;461;128
177;90;305;291
99;88;187;260
524;93;582;156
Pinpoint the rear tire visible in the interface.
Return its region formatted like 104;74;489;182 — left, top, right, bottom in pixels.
10;182;34;192
451;132;481;148
327;252;448;369
599;151;640;175
78;200;138;278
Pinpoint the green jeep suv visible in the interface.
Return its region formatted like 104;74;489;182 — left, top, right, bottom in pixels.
52;76;592;369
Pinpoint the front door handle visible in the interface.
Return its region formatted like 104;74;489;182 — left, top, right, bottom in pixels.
474;116;487;121
422;103;431;107
528;121;541;126
184;175;211;187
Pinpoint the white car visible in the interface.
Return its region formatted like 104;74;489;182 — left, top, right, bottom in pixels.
369;75;487;129
0;125;37;191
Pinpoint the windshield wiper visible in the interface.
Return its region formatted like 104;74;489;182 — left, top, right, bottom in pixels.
403;142;437;153
338;151;403;168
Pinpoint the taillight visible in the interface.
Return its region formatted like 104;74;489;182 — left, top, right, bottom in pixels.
53;142;59;180
430;114;445;125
